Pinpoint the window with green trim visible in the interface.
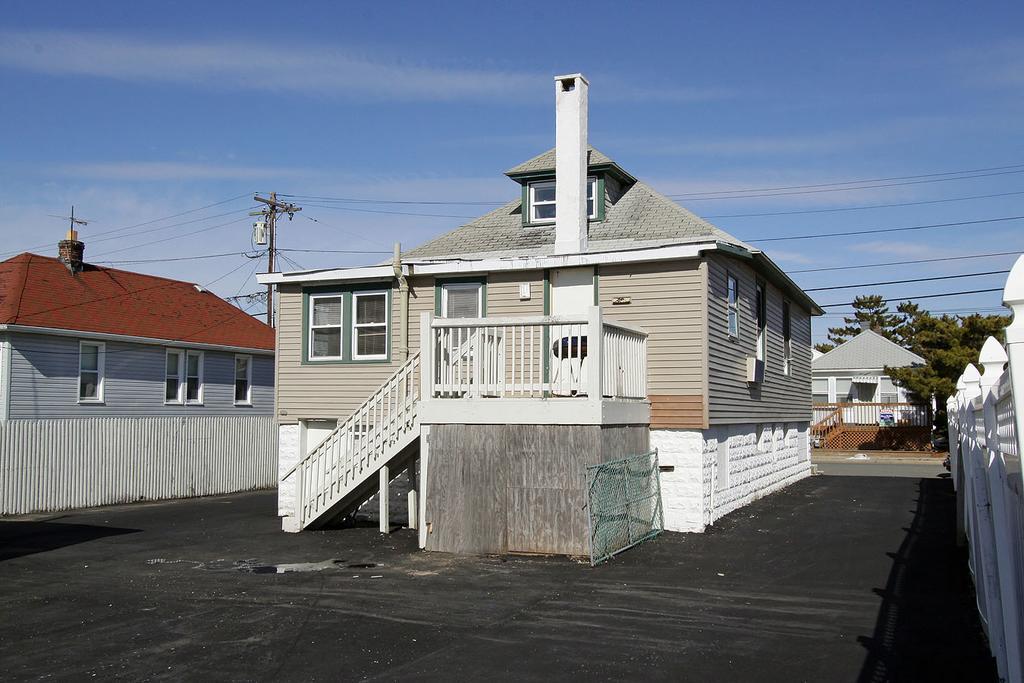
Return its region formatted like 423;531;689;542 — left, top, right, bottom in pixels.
527;177;597;223
352;291;388;360
309;294;343;360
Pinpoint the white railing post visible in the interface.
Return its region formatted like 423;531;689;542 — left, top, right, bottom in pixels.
587;305;603;403
420;312;434;402
980;337;1021;683
1004;255;1024;490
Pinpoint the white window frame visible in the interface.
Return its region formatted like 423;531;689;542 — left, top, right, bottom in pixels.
308;294;344;361
782;300;792;376
351;290;389;361
441;282;483;319
165;349;184;404
528;177;598;224
726;274;739;339
77;341;105;404
755;282;767;363
234;354;253;406
164;349;204;405
184;350;204;405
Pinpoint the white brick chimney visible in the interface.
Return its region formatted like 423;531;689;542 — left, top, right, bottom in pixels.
554;73;589;255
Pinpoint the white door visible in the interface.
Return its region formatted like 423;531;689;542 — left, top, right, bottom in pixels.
549;268;593;394
550;267;594;314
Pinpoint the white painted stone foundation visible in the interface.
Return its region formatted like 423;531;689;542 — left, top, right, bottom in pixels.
277;423;299;522
652;422;811;532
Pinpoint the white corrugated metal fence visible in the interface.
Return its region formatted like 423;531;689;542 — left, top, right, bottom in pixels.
1;416;277;515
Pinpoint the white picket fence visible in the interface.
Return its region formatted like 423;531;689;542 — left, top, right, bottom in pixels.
948;254;1024;683
0;415;277;515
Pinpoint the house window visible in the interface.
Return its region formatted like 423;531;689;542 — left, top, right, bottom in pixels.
726;275;739;338
352;291;388;360
782;301;792;376
755;282;767;363
310;295;343;359
234;355;252;405
528;177;597;223
185;351;203;403
165;350;182;403
812;378;829;404
165;349;203;404
835;377;854;402
78;341;104;403
441;282;483;318
879;376;899;404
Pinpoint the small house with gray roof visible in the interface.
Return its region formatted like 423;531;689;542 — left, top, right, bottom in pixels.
258;73;823;556
810;327;931;450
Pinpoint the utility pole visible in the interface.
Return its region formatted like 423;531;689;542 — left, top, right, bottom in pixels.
251;192;301;327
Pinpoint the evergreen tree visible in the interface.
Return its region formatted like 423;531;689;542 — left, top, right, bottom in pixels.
815;294;901;353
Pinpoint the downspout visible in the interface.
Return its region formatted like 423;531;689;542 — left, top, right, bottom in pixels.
393;243;410;361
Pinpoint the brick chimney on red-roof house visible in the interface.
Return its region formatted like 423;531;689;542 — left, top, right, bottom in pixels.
58;229;85;274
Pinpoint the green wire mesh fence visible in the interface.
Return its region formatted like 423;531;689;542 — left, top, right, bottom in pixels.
585;449;664;566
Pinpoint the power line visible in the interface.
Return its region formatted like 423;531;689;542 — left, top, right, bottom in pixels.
0;193;254;258
301;202;478;219
95;251;259;265
789;250;1022;274
747;214;1024;243
666;162;1024;198
278;248;393;254
280;193;502;206
820;287;1005;309
803;269;1010;292
703;189;1024;219
89;217;252;258
302;214;388;248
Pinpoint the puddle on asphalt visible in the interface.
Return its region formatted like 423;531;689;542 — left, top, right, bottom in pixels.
146;558;379;574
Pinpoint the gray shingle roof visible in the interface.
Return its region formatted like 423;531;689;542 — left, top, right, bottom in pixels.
812;329;926;371
402;178;752;261
505;146;614;176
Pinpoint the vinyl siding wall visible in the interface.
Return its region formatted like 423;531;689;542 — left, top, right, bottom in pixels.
275;272;545;423
7;332;273;419
705;253;813;424
598;260;707;428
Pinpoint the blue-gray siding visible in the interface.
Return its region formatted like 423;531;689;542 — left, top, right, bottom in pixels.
7;332;274;419
705;253;814;424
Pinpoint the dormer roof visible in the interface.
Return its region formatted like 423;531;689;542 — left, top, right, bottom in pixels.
504;146;636;184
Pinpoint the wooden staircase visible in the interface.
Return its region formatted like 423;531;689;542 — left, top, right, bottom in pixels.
281;352;421;531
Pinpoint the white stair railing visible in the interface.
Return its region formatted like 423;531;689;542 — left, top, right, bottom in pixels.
283;352;421;528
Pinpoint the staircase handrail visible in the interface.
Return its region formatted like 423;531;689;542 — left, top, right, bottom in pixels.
281;351;421;481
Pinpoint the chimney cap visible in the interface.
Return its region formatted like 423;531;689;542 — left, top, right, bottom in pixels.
554;73;589;86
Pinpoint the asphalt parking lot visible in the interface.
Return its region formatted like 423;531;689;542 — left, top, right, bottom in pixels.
0;473;995;681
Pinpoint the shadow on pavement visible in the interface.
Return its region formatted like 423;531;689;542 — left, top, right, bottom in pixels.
0;520;140;562
857;478;997;682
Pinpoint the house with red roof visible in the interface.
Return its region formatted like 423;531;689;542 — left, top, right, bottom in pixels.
0;232;277;515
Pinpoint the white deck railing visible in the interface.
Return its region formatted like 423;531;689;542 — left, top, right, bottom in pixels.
947;255;1024;683
811;402;931;427
421;306;647;402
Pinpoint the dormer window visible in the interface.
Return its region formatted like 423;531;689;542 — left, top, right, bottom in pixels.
527;177;597;223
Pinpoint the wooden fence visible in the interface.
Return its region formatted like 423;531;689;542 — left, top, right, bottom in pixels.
947;254;1024;683
0;415;277;515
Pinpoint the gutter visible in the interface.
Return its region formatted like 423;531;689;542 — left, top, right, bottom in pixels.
258;242;716;285
716;243;825;316
0;324;275;356
393;243;410;361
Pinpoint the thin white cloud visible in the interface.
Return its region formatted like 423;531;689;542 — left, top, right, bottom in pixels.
53;161;311;182
616;116;955;157
949;40;1024;90
0;30;541;102
850;240;953;259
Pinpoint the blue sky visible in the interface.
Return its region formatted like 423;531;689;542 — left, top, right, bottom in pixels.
2;1;1023;342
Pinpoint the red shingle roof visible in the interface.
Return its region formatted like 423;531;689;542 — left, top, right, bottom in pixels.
0;253;274;351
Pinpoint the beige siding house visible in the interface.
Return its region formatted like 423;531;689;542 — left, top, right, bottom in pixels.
259;74;822;551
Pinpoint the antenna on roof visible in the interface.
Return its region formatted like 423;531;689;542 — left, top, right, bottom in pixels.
48;206;90;238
